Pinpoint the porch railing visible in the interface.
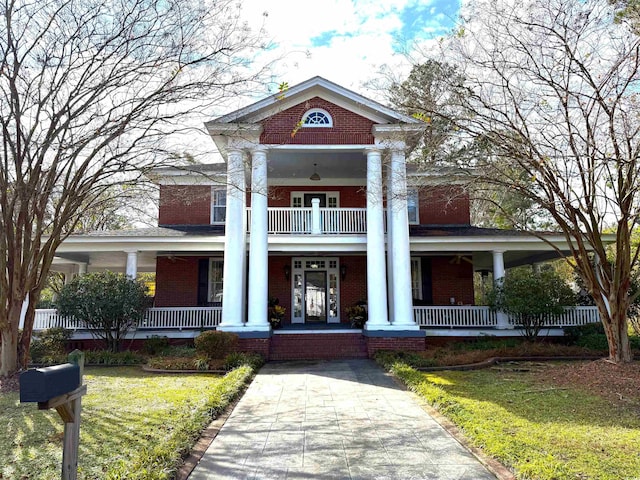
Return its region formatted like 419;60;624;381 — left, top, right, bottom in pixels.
413;305;600;328
32;307;222;331
247;207;369;234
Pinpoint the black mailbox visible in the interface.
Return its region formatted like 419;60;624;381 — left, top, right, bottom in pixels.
20;363;81;403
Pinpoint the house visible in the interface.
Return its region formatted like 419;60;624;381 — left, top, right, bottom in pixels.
44;77;600;359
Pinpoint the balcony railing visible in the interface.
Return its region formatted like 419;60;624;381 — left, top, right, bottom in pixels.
413;305;600;328
32;307;222;331
247;207;370;234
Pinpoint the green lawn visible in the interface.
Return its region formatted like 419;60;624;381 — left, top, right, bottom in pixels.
1;366;252;480
390;362;640;480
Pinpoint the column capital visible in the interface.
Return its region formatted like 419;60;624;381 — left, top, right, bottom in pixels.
363;146;383;155
250;145;269;156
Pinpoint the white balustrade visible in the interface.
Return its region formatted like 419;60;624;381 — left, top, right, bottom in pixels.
413;305;600;328
247;207;369;234
32;307;222;331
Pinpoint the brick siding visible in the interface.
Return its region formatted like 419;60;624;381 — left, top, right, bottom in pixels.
365;336;426;356
260;97;375;145
430;256;475;305
418;186;470;225
159;185;211;225
154;256;202;306
269;333;368;360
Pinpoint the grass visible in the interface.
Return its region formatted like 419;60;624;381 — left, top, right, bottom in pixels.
387;362;640;480
1;365;254;479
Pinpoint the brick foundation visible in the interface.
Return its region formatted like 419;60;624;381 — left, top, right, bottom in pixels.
238;337;271;358
365;336;426;357
269;333;368;360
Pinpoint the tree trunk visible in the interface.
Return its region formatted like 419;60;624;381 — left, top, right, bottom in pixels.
597;302;633;363
19;298;38;369
0;312;20;377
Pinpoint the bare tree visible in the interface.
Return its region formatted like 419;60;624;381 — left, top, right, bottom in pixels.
414;0;640;362
0;0;272;376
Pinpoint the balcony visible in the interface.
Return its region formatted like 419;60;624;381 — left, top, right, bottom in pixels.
247;207;370;234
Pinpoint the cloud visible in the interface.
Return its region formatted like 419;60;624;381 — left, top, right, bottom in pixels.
236;0;460;99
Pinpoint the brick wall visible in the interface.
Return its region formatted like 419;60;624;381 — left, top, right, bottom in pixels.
154;256;201;306
269;334;368;360
260;97;375;145
159;185;211;225
268;257;292;324
238;338;271;358
365;336;426;356
339;256;367;322
263;185;365;208
418;186;470;225
430;256;475;305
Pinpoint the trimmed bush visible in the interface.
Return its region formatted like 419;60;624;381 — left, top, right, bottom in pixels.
141;336;171;355
84;350;145;365
194;331;239;360
29;327;72;364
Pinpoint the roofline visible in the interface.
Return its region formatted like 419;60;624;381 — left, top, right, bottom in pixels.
206;76;421;126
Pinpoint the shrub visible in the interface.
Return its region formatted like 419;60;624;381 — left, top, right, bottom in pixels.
141;336;170;355
194;331;239;359
564;323;605;344
223;352;265;371
374;350;437;369
29;327;72;363
488;267;575;340
57;271;152;352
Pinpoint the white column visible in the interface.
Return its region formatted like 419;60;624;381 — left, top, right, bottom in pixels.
247;148;270;330
386;160;395;323
220;148;247;329
365;148;389;328
125;251;138;279
389;148;418;329
311;198;321;234
492;250;510;329
77;263;87;275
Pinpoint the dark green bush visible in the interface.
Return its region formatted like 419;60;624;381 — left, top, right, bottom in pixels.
564;322;605;344
141;336;170;355
223;352;265;371
451;338;522;351
29;327;72;363
194;331;239;359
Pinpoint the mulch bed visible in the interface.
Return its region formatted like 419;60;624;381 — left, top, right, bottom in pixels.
0;373;19;394
538;358;640;406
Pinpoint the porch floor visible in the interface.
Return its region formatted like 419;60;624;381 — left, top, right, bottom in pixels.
277;323;355;332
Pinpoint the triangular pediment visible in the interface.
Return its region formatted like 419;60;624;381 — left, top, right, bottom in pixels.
208;76;418;126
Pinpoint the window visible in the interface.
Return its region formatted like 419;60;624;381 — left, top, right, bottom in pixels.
407;189;419;224
411;258;422;300
211;187;226;224
208;260;224;304
302;108;333;127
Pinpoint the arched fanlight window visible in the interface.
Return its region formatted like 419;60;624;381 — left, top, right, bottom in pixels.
302;108;333;127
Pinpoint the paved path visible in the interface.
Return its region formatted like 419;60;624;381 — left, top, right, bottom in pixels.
189;359;497;480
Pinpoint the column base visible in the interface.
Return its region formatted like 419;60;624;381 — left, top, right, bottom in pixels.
365;323;420;331
217;324;272;335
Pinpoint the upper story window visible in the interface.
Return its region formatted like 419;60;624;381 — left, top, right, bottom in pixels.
407;189;419;224
211;187;226;224
302;108;333;127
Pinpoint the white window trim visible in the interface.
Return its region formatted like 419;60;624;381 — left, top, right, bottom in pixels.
301;108;333;128
411;257;423;300
207;259;224;304
210;186;227;224
290;191;340;208
407;188;419;225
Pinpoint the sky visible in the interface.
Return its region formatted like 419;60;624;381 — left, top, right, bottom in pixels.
239;0;461;101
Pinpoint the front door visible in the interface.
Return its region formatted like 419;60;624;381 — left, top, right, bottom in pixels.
291;257;340;324
304;270;327;323
304;193;326;207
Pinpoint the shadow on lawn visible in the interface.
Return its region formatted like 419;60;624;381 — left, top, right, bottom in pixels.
420;365;640;430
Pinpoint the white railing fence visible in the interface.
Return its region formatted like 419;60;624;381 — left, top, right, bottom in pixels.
32;307;222;331
247;207;370;234
413;305;600;328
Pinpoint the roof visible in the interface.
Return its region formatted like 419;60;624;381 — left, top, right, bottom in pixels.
207;76;421;126
409;225;550;237
72;225;225;238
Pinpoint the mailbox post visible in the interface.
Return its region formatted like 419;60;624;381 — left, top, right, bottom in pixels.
20;350;87;480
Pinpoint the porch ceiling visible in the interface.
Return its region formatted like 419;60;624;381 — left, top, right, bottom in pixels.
266;149;366;181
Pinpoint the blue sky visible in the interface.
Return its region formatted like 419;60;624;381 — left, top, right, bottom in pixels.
241;0;461;96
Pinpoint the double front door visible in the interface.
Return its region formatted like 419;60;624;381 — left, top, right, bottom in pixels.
291;257;340;324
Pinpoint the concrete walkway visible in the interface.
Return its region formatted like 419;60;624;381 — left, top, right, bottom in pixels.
189;359;497;480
